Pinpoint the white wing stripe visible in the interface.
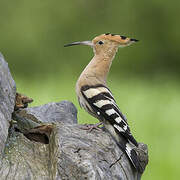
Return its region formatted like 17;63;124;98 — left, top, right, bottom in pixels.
83;87;112;99
125;142;134;154
93;100;110;108
114;117;123;124
105;109;117;116
123;125;128;131
114;124;124;132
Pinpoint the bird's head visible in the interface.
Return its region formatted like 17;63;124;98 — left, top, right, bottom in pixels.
64;33;138;56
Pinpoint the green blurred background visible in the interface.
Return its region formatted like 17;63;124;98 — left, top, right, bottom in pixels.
0;0;180;179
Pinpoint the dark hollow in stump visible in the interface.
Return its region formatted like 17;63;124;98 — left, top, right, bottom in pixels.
0;53;148;180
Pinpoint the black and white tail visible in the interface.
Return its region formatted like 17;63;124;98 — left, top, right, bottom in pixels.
80;84;142;172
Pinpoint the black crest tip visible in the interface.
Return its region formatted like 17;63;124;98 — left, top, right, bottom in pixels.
120;36;127;40
130;38;139;42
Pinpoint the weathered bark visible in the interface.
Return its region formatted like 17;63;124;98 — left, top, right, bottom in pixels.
0;53;148;180
0;53;16;154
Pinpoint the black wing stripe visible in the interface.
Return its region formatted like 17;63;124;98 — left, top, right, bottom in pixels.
101;104;126;123
88;92;115;103
81;84;107;91
98;106;138;146
109;113;119;120
81;84;138;146
91;101;138;146
102;94;127;121
125;145;143;173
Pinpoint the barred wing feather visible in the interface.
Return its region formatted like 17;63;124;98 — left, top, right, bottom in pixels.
81;84;138;146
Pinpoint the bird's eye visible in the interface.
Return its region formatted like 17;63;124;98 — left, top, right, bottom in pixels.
98;41;104;45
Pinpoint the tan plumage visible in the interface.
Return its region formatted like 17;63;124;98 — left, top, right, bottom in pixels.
75;33;137;114
75;34;136;88
64;33;143;172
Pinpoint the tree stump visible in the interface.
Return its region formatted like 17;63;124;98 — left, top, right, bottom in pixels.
0;53;148;180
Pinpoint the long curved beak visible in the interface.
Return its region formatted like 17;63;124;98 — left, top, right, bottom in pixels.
64;41;93;47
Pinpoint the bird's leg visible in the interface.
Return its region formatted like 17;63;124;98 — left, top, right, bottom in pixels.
80;122;103;132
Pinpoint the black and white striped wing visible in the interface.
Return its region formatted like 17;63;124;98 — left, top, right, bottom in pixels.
81;84;138;147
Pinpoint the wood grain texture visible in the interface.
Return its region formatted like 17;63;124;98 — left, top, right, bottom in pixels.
0;53;16;154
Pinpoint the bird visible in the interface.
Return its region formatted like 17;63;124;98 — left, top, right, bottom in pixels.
64;33;142;173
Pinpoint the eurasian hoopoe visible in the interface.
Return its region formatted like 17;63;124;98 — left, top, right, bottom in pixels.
64;33;142;173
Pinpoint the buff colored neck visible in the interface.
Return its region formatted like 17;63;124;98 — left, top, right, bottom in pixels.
78;48;118;86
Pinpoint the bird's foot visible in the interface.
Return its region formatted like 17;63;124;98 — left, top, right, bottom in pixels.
80;122;103;132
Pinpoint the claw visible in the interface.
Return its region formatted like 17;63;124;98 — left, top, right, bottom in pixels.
80;122;103;132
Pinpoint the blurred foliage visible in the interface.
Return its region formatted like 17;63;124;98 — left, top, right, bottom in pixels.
0;0;180;78
0;0;180;179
